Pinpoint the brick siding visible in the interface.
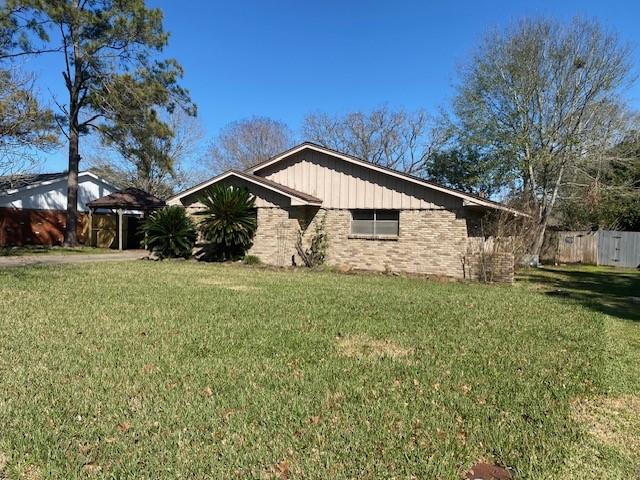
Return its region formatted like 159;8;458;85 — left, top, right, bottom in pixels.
244;206;513;282
181;204;514;282
463;251;515;283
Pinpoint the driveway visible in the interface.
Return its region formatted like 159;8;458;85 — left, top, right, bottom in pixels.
0;250;145;268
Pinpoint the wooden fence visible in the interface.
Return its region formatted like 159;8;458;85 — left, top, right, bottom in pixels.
541;230;640;268
0;207;88;246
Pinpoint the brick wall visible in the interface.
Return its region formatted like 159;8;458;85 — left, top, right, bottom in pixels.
464;237;515;283
463;251;515;283
248;207;301;266
186;204;515;282
248;206;473;278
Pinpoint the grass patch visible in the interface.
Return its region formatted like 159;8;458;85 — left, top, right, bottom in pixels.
0;246;115;256
243;255;262;266
518;264;639;321
572;395;640;454
0;262;638;478
335;334;414;360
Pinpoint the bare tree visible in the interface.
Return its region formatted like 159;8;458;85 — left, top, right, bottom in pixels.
89;110;205;198
205;116;293;173
453;18;633;256
561;104;638;200
302;106;450;175
0;69;56;180
556;106;640;230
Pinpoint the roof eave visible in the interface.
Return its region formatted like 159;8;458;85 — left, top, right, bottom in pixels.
0;171;117;198
167;170;322;206
463;200;531;217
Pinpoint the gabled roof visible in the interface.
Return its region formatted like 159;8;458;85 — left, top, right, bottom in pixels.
87;187;166;210
167;169;322;206
249;142;526;215
0;170;116;197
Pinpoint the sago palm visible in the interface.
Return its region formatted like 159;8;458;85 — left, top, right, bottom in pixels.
140;206;197;258
195;185;257;260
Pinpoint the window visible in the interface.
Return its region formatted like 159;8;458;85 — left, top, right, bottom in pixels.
350;210;399;236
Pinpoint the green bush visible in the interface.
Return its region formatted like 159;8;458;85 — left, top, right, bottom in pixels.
243;255;262;265
195;185;257;261
140;206;197;259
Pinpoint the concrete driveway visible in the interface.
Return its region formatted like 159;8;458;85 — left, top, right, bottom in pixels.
0;250;145;268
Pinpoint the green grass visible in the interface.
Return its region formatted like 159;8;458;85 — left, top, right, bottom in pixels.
0;263;638;479
0;246;115;256
518;264;640;322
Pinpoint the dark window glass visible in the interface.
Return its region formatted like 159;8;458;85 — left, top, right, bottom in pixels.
351;210;374;221
350;210;399;236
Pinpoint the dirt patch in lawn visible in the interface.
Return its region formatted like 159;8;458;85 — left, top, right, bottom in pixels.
223;285;257;291
464;461;512;479
559;394;640;479
572;394;640;454
22;464;42;480
336;335;414;360
197;278;258;291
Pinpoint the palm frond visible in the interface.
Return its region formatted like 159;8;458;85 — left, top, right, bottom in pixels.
195;185;257;260
140;206;197;258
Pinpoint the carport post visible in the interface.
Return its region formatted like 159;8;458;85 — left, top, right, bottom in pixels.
87;208;93;247
117;208;124;251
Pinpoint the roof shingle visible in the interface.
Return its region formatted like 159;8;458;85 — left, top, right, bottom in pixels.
87;188;166;210
0;172;67;192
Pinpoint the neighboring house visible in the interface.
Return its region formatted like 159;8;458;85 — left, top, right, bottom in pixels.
0;171;116;246
169;142;522;281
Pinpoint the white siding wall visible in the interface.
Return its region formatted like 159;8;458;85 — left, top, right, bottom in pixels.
257;149;462;210
0;174;114;211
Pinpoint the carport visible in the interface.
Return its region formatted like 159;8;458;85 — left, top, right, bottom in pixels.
87;188;165;250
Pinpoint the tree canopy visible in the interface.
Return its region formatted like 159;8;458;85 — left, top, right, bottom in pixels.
1;0;193;244
450;17;633;251
90;110;204;198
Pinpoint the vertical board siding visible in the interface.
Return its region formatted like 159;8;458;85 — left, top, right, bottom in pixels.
259;150;461;210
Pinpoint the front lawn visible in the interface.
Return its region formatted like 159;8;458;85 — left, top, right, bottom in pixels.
0;263;638;479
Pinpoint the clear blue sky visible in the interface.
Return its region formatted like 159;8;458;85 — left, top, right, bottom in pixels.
28;0;640;172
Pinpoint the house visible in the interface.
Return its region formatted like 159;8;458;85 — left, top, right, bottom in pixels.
0;171;116;246
168;142;521;281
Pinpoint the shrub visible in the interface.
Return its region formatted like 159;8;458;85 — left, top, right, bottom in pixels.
296;212;328;267
195;185;257;261
140;206;197;259
243;255;262;265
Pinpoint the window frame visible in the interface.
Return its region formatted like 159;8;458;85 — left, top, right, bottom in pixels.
349;209;399;238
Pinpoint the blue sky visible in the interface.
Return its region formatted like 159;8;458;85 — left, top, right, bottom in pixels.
25;0;640;172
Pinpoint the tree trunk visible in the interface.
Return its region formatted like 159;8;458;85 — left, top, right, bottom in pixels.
63;127;80;246
531;214;549;258
530;165;565;260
